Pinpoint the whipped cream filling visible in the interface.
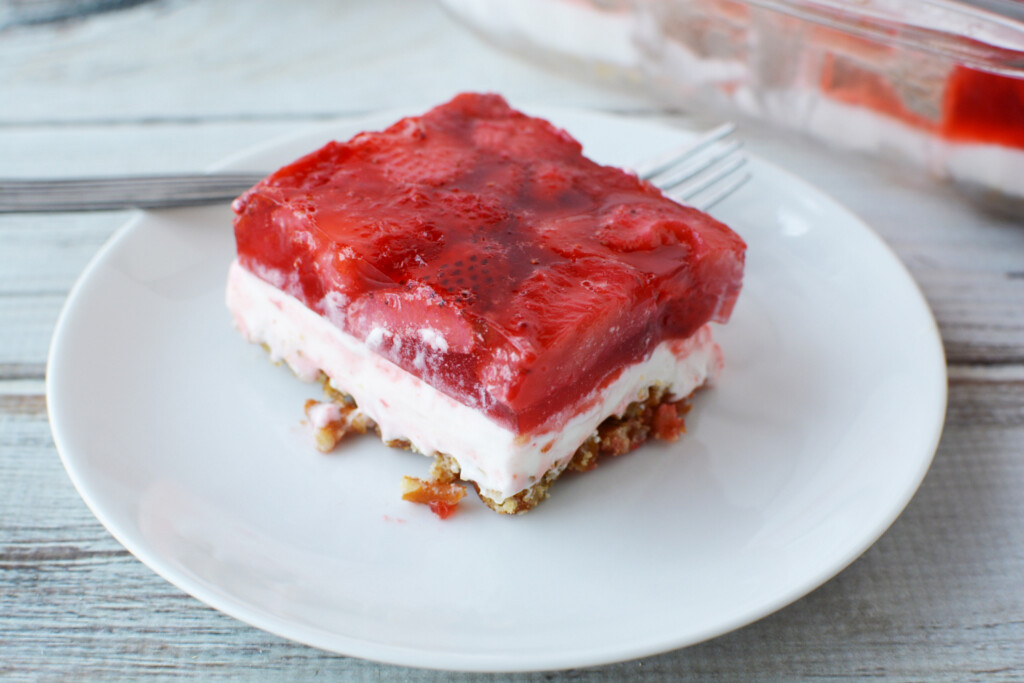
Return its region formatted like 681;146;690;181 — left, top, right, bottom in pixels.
227;260;723;502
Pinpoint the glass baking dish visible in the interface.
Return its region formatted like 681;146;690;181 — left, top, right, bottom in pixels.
440;0;1024;210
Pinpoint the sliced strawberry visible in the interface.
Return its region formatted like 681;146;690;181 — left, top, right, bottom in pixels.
483;257;657;423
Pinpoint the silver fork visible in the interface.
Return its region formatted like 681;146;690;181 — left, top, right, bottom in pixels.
0;123;747;213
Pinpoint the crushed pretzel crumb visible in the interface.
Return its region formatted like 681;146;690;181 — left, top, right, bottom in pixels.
652;401;688;441
400;475;467;519
304;378;699;515
304;399;373;452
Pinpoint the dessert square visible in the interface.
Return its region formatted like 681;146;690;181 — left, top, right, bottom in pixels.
227;93;745;514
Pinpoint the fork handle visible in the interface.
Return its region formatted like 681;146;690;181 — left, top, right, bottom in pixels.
0;173;266;213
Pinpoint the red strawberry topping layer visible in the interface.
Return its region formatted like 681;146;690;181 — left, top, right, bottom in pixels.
232;93;745;435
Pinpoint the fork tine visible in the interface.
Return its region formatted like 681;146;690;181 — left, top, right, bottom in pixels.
685;168;751;212
664;154;749;210
651;138;744;192
631;122;736;180
633;120;750;212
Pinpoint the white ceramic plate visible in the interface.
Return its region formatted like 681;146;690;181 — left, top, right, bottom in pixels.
48;107;947;672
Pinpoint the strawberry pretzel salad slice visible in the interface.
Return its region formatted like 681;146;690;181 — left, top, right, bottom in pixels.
227;93;746;516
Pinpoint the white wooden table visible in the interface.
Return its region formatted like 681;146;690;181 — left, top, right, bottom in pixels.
2;0;1023;678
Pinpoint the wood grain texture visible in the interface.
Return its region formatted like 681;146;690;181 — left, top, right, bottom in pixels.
0;0;647;125
0;0;157;30
1;0;1023;679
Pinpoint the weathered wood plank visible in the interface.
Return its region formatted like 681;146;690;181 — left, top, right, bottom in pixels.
0;0;646;125
0;364;45;381
1;0;158;30
0;393;46;415
0;120;299;176
0;295;66;372
0;213;121;296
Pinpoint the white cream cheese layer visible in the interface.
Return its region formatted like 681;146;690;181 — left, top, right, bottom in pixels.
227;260;723;502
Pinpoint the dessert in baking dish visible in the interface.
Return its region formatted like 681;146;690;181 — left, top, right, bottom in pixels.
227;93;745;515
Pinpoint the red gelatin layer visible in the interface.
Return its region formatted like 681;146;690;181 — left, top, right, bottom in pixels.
232;93;745;435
